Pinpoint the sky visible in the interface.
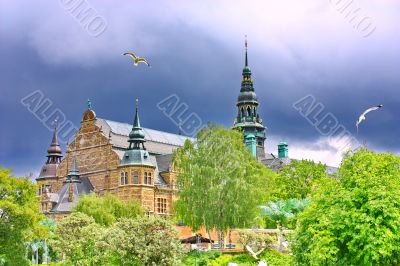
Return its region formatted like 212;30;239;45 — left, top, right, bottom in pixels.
1;0;399;177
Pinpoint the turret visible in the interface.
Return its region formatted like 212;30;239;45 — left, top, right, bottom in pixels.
278;140;288;159
120;98;154;167
37;122;63;181
232;37;267;158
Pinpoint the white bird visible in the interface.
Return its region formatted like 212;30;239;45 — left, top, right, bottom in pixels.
356;104;383;133
123;52;150;67
245;245;264;260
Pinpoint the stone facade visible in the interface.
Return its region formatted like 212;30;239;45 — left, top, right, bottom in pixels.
37;107;184;219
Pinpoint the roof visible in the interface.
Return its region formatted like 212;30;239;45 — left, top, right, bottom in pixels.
37;163;59;179
181;235;214;244
155;154;173;173
97;118;194;148
261;156;292;172
50;176;93;213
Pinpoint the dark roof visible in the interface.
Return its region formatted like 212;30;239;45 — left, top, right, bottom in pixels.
155;154;173;173
181;235;214;244
49;176;93;213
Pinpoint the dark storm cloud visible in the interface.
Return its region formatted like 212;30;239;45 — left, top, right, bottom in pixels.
1;0;399;175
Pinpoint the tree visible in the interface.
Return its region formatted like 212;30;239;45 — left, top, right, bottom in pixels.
174;125;276;244
0;167;44;265
74;193;143;226
292;149;400;265
260;198;310;252
237;229;273;255
272;159;328;200
100;216;183;266
51;212;105;265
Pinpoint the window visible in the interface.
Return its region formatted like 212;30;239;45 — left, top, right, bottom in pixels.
247;106;251;116
38;184;45;196
120;172;128;185
157;198;167;214
144;172;148;184
148;172;152;185
133;171;139;184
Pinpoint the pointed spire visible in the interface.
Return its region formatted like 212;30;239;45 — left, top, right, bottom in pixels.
128;97;146;149
46;120;62;163
245;35;248;67
66;150;81;183
134;97;140;127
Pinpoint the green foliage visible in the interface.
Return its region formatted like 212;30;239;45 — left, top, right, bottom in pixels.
272;159;328;200
52;213;181;265
51;212;104;265
174;125;276;233
182;250;292;266
292;149;400;265
259;250;293;266
0;167;44;265
260;198;310;229
74;193;143;226
181;251;222;266
237;230;273;253
100;216;183;266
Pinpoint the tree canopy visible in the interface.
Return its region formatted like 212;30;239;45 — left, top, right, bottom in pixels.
292;149;400;265
173;125;276;234
74;193;143;226
52;212;182;265
272;159;328;200
0;167;44;265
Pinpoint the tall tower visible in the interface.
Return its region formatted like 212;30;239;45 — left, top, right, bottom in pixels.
233;37;267;158
36;123;63;186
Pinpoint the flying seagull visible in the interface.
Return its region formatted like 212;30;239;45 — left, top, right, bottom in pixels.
123;52;150;67
356;104;383;133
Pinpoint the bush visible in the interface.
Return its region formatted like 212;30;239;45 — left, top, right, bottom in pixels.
292;149;400;265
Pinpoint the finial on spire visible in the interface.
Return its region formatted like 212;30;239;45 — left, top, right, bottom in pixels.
134;97;141;128
87;99;92;110
178;120;182;135
244;35;248;67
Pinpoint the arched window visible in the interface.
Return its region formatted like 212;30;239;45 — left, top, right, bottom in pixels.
124;172;128;184
253;107;256;116
247;106;251;117
144;172;148;184
133;171;139;184
148;172;152;185
241;107;245;117
120;172;125;185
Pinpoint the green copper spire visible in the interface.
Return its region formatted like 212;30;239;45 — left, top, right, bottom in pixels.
233;37;267;158
121;97;154;167
128;98;146;150
66;153;81;183
133;98;140;127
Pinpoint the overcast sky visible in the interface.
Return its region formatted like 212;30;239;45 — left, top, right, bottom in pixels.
1;0;399;177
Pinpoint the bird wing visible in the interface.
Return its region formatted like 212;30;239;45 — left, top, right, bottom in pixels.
245;245;258;260
356;104;383;128
361;105;382;117
137;57;150;66
123;52;137;60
